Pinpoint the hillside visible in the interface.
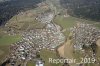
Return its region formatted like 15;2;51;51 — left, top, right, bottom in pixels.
60;0;100;21
0;0;44;25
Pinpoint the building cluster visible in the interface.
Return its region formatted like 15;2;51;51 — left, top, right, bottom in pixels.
22;25;65;51
8;40;38;66
10;40;37;60
5;12;65;66
70;23;100;50
36;11;54;24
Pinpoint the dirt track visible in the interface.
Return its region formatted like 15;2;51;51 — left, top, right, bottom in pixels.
57;39;74;58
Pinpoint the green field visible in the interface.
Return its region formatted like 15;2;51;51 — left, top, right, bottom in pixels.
39;49;62;66
54;16;77;29
27;49;62;66
0;35;21;46
0;35;21;63
27;61;35;66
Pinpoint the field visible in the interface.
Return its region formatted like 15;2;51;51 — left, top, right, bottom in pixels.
27;61;35;66
0;34;21;64
39;49;63;66
0;35;21;46
27;49;63;66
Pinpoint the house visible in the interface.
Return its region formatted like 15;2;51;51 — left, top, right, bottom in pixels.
36;60;44;66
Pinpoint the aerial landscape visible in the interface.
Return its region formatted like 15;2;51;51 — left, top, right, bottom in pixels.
0;0;100;66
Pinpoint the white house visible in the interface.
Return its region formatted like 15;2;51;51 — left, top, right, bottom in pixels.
36;60;44;66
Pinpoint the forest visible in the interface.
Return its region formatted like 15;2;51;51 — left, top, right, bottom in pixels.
60;0;100;21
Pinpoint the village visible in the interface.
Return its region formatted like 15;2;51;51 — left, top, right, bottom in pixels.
70;23;100;51
0;0;100;66
2;11;65;66
1;10;100;66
